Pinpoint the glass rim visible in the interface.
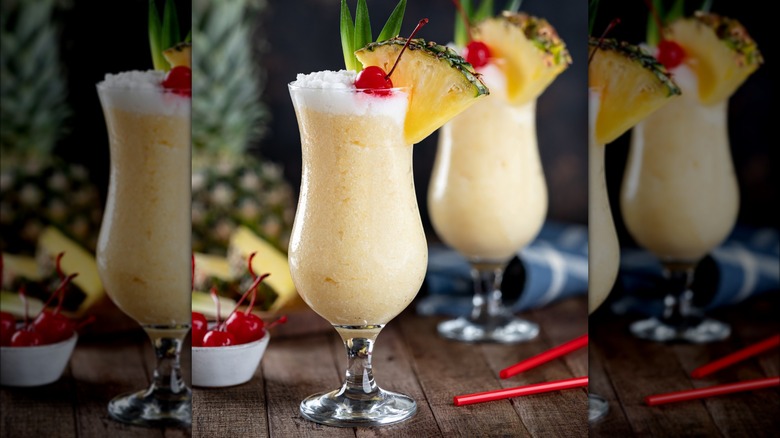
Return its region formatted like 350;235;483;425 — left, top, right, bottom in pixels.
288;81;410;93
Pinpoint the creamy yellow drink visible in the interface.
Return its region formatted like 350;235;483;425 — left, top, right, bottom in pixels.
96;71;191;331
621;65;739;262
428;65;547;262
288;72;427;331
587;91;620;314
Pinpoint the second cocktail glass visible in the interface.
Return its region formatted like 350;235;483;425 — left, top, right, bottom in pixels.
427;72;543;344
620;65;738;343
288;83;427;426
96;73;192;427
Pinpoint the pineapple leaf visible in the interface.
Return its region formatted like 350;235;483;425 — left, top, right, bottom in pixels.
666;0;685;24
340;0;357;71
377;0;406;42
341;0;407;71
700;0;713;12
185;30;191;43
160;0;180;69
646;0;664;46
353;0;372;67
588;0;599;35
148;0;166;71
454;0;473;47
474;0;494;22
504;0;522;13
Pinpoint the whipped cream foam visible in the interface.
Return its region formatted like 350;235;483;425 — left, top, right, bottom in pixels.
290;69;408;121
97;70;190;116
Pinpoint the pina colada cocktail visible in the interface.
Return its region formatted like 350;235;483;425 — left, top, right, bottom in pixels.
289;8;487;426
620;11;762;343
429;66;547;262
97;73;191;332
289;75;426;337
621;66;738;261
95;9;192;426
429;10;570;343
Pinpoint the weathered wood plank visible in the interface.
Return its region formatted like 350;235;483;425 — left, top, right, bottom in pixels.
262;331;354;437
0;369;78;438
69;331;167;437
398;310;530;437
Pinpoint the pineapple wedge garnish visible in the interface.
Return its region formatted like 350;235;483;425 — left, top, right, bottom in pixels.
163;42;192;68
355;38;489;145
664;12;762;105
589;37;681;144
36;227;103;316
473;12;572;105
228;226;299;312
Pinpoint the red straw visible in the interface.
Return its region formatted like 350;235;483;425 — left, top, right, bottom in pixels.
645;376;780;406
500;334;588;379
454;376;588;406
691;334;780;379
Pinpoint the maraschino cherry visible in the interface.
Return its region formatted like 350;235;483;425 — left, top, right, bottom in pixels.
0;311;16;346
202;287;237;347
656;39;685;69
224;253;270;344
451;0;491;68
355;18;430;94
643;0;685;69
162;65;192;96
192;311;208;347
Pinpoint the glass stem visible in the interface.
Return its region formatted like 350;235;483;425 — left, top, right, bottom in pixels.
660;262;698;327
341;337;379;400
147;334;188;400
470;264;506;322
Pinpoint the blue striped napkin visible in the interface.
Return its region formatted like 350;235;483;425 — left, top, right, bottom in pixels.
610;225;780;316
416;221;589;317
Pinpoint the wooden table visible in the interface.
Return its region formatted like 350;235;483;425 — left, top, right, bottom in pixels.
192;296;588;437
590;294;780;437
1;296;587;437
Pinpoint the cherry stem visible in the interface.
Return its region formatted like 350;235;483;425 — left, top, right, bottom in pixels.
227;273;268;320
386;18;429;80
267;314;288;329
588;17;621;65
19;285;29;329
245;285;258;316
210;287;222;329
55;252;66;280
247;252;258;278
451;0;473;41
74;315;97;331
53;273;78;316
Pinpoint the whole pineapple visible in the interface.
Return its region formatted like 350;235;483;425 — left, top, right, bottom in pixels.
0;0;102;254
191;0;294;255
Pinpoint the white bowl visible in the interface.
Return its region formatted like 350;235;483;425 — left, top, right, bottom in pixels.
192;333;270;388
0;333;78;387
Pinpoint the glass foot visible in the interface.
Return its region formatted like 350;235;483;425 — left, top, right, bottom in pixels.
300;387;416;427
108;387;192;427
437;315;539;343
630;316;731;343
588;393;609;422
